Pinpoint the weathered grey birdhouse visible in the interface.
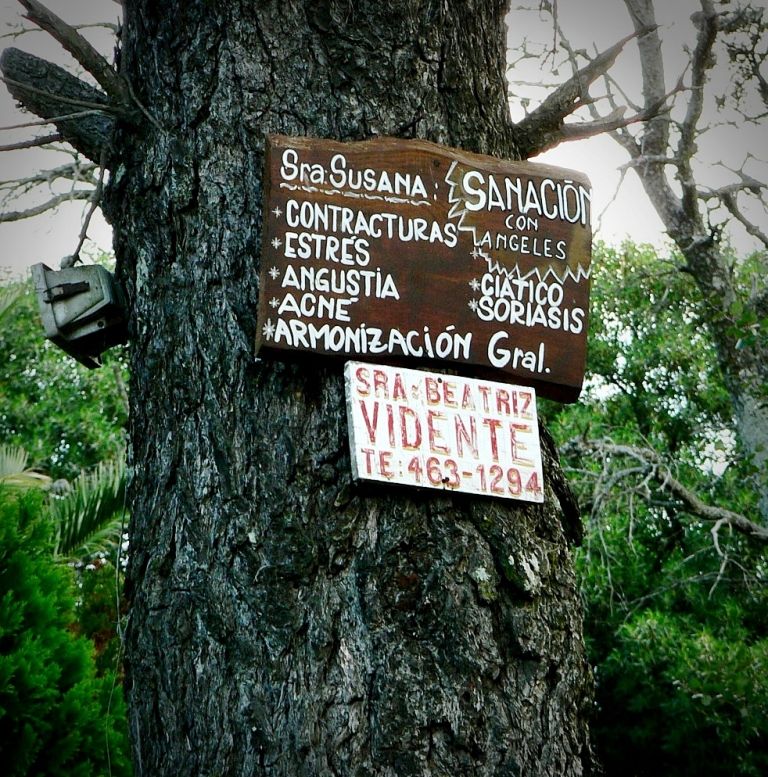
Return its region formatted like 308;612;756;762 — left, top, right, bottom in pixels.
31;263;128;368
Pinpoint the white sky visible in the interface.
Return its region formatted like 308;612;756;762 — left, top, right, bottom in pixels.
0;0;765;279
0;0;115;279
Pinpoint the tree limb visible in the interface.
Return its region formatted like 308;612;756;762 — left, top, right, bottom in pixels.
16;0;131;106
700;180;768;250
565;439;768;543
1;74;120;113
69;147;107;263
0;109;105;132
719;190;768;249
513;28;650;156
678;0;720;220
0;47;114;162
0;189;93;222
620;0;688;230
556;94;676;145
0;161;98;190
0;131;61;151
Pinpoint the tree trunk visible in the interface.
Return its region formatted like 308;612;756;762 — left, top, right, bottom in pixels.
680;241;768;523
108;2;596;774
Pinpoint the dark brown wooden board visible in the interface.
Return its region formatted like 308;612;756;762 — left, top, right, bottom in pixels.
256;134;592;402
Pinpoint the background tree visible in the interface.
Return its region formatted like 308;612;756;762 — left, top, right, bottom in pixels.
612;0;768;520
0;274;128;569
508;8;768;767
544;242;768;776
516;0;768;520
523;20;768;770
0;277;127;481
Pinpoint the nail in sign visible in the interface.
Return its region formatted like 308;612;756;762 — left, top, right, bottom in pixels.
344;361;544;502
257;135;591;401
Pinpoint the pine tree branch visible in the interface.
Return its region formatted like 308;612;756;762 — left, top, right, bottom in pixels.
16;0;131;106
513;28;647;156
1;74;120;113
0;47;114;162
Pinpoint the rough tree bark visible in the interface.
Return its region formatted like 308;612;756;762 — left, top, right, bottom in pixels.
4;1;597;774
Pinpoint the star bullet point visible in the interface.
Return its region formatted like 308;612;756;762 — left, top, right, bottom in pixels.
262;319;276;339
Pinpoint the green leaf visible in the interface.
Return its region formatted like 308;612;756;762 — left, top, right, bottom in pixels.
50;456;126;559
0;445;51;490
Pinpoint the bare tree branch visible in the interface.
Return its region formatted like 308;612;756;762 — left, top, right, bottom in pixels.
619;0;690;231
565;439;768;543
0;131;61;151
0;189;92;222
0;109;105;132
69;147;107;264
695;165;768;250
0;21;120;42
513;28;650;156
719;190;768;249
678;1;720;220
0;157;99;224
718;3;768;112
0;161;98;190
556;90;680;145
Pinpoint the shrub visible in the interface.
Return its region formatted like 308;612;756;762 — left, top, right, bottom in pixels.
0;489;131;776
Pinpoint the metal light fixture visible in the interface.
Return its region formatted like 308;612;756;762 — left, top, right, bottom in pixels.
31;263;128;368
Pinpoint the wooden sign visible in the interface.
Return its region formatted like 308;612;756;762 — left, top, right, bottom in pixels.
256;135;592;401
344;362;544;502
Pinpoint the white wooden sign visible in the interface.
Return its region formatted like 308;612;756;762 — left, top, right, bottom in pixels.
344;361;544;502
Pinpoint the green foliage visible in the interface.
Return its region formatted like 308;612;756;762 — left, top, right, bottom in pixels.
550;241;768;776
0;279;128;481
0;272;131;771
51;457;126;559
76;560;127;679
598;606;768;777
0;442;126;559
578;503;768;776
0;284;22;322
0;488;131;776
546;241;732;453
0;445;51;490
